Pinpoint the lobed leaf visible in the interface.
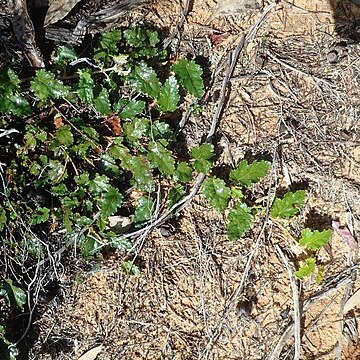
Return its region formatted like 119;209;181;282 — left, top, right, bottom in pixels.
294;257;316;279
94;87;111;115
270;190;306;219
53;45;78;66
191;143;215;173
94;29;121;61
55;125;74;146
30;207;50;225
202;177;231;212
0;69;31;115
134;196;154;226
172;59;204;98
99;186;123;218
77;69;94;104
299;228;331;251
124;27;159;58
147;141;175;176
229;160;270;187
227;203;253;240
174;162;193;182
157;76;180;113
117;100;145;119
30;69;70;102
128;62;161;98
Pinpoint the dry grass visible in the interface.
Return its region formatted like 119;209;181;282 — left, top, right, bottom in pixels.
18;0;360;359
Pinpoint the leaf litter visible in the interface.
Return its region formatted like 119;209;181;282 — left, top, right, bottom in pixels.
7;0;360;359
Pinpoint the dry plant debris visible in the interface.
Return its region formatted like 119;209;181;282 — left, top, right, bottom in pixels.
1;0;360;359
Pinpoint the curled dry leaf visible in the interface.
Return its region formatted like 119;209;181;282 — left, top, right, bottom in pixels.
344;288;360;314
44;0;82;27
332;221;357;250
78;345;103;360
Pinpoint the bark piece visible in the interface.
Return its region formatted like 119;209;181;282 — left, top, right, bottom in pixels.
10;0;45;67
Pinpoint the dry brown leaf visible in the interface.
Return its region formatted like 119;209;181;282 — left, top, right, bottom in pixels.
332;221;357;250
344;289;360;314
44;0;81;27
77;345;103;360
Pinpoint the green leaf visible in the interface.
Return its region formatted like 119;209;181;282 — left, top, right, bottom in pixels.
147;141;175;176
53;45;78;66
174;162;193;182
124;27;159;48
77;69;94;104
230;187;244;199
294;257;316;279
299;228;331;251
89;174;110;194
127;156;154;192
270;190;306;219
123;117;150;143
30;69;70;102
55;125;74;146
191;143;215;173
47;160;66;183
99;186;123;218
229;160;270;187
30;207;50;225
0;207;6;231
0;69;31;115
81;236;101;259
128;62;161;98
94;29;121;61
172;59;204;98
94;87;111;115
118;100;145;119
123;27;159;58
191;143;215;160
122;260;141;276
168;184;186;208
51;183;68;196
0;279;26;311
157;76;180;112
227;203;253;240
202;177;231;212
0;93;32;116
134;196;154;226
109;237;132;250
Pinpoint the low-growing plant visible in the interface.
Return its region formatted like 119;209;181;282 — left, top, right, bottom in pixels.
201;164;331;280
0;26;207;260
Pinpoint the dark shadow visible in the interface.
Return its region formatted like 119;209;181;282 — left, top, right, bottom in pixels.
304;209;333;231
329;0;360;41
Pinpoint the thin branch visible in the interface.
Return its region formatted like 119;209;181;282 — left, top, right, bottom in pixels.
275;245;301;360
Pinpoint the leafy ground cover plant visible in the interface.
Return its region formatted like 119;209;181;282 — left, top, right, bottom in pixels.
0;26;208;356
0;27;207;260
202;164;331;280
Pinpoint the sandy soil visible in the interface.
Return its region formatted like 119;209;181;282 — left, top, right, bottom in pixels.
8;0;360;359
